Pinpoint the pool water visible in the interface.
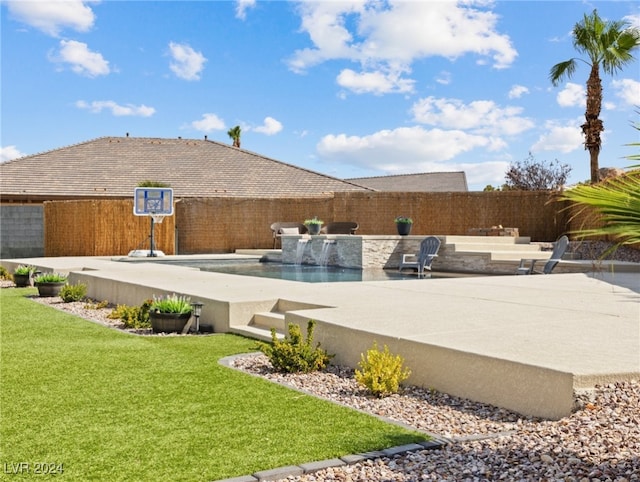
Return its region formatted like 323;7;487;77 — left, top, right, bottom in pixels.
196;261;474;283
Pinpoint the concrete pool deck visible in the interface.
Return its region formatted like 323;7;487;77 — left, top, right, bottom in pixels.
2;254;638;420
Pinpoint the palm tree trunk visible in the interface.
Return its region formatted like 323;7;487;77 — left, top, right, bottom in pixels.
581;64;604;183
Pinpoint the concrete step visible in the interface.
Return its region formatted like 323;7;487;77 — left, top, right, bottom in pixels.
253;311;286;331
229;324;284;342
488;251;552;261
443;235;531;245
448;243;543;253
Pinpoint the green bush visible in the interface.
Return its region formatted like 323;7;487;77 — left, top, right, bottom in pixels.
150;294;192;314
59;283;88;303
257;319;333;374
0;266;10;280
34;273;67;283
14;264;37;275
108;300;152;329
84;299;109;310
355;342;411;397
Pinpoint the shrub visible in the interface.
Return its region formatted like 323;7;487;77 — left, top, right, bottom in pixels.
14;265;37;275
355;342;411;398
84;299;109;310
150;294;192;314
108;300;152;329
0;266;10;280
34;273;67;283
257;320;333;374
59;283;87;303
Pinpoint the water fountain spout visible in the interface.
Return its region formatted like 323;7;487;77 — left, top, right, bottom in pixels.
295;239;309;265
319;239;337;266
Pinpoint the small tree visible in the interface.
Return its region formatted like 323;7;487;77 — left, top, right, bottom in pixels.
504;154;572;191
227;125;241;148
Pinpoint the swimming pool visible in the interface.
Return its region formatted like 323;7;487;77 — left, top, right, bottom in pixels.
149;258;479;283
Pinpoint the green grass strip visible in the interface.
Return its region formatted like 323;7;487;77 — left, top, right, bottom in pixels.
0;288;427;481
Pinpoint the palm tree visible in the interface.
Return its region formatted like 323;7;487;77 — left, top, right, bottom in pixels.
550;9;639;183
227;125;241;148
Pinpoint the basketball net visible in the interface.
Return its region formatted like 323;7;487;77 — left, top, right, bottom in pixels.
151;214;165;224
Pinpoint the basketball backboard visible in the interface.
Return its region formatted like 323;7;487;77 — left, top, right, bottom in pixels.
134;187;174;216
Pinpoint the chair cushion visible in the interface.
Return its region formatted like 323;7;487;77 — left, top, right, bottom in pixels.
279;227;300;234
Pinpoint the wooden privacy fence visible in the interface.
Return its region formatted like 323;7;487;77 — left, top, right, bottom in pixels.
44;192;576;256
44;200;175;256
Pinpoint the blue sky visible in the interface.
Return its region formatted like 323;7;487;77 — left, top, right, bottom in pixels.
1;0;639;190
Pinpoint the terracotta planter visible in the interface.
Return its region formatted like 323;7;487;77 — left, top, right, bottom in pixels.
35;281;66;297
396;223;413;236
150;312;191;333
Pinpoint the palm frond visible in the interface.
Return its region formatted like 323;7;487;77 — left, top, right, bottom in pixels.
561;173;640;246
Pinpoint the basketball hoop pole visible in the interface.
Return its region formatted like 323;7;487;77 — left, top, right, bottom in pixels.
149;216;156;257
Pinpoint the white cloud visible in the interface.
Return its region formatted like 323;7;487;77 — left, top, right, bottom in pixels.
5;0;96;37
318;126;493;170
336;67;414;95
435;71;452;86
168;42;206;81
611;78;640;106
556;82;584;108
76;100;155;117
252;117;283;135
288;1;516;94
531;120;583;153
411;96;534;136
1;145;26;163
191;113;226;132
317;126;509;187
508;85;529;99
235;0;256;20
49;39;110;77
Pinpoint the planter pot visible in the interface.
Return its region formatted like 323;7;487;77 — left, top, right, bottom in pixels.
150;312;191;333
14;273;33;287
396;223;413;236
35;281;66;297
306;224;322;235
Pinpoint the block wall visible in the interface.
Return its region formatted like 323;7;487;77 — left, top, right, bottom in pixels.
0;204;44;258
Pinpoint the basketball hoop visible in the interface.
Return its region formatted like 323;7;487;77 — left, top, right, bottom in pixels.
151;214;165;224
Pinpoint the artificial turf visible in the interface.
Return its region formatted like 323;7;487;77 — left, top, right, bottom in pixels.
0;288;427;481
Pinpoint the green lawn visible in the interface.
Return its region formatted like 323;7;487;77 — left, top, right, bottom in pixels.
0;288;427;481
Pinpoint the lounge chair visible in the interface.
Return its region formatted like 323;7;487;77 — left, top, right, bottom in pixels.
320;221;359;235
398;236;441;275
270;222;308;248
515;235;569;275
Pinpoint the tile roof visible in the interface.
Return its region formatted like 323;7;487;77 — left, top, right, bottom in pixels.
347;172;468;192
0;136;373;200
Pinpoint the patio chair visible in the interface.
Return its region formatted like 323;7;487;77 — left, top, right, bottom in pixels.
320;221;359;235
398;236;441;275
270;222;308;248
515;235;569;275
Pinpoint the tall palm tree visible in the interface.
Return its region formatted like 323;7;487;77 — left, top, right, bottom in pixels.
227;125;241;148
550;9;639;183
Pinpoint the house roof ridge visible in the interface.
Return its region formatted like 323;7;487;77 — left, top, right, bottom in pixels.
347;171;465;181
3;135;114;164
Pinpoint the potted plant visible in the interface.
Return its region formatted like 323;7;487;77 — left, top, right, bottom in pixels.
13;265;38;287
149;294;192;333
304;217;324;235
34;272;68;297
395;216;413;236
